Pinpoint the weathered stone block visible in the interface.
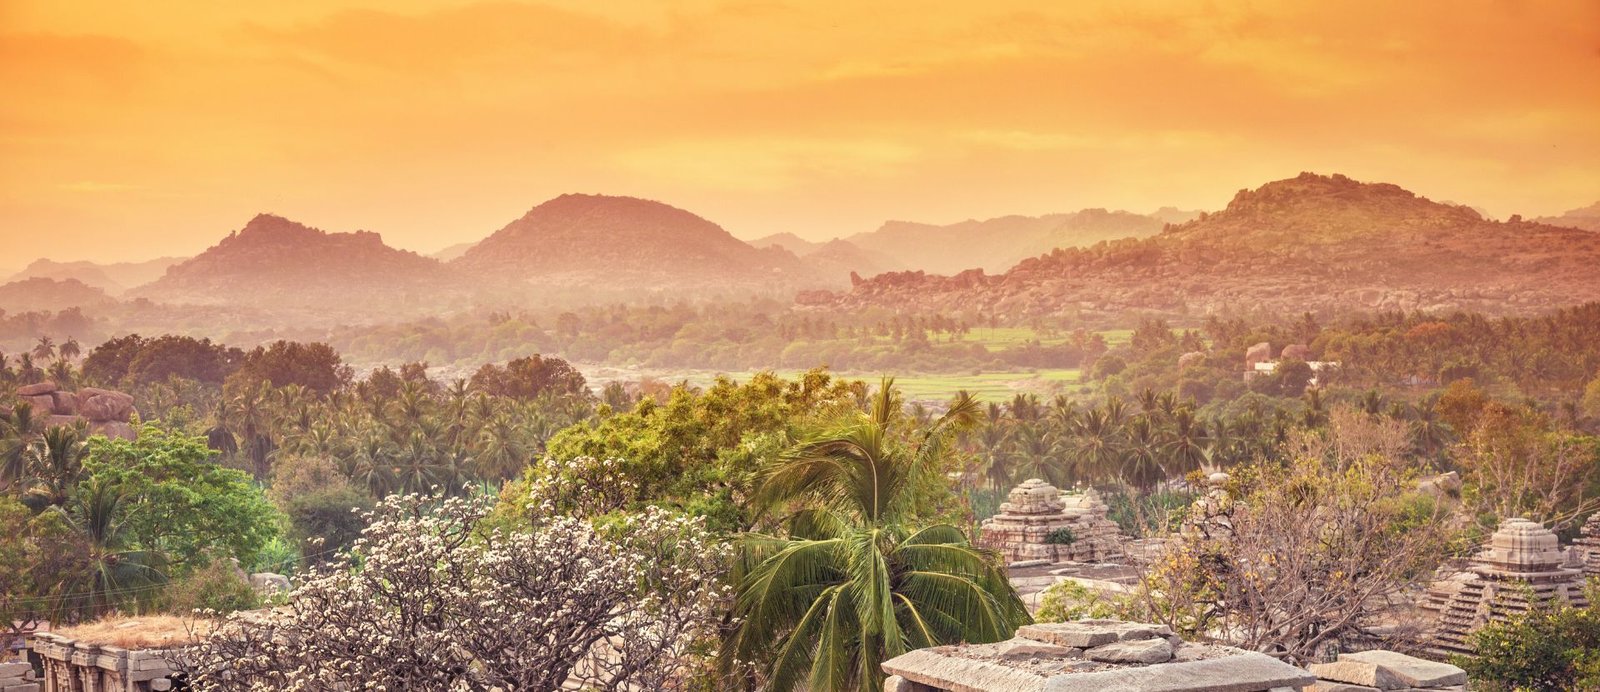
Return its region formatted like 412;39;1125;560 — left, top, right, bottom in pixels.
1085;638;1173;665
1337;650;1467;687
1017;623;1118;648
1307;660;1405;689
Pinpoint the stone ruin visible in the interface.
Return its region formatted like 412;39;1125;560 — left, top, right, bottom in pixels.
881;619;1314;692
29;633;179;692
1421;517;1591;656
1306;650;1467;692
14;382;137;440
979;479;1126;566
1576;512;1600;580
1;661;41;692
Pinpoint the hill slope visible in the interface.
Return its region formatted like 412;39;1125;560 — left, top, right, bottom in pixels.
453;194;824;295
0;277;116;313
847;209;1167;274
828;173;1600;318
131;214;461;318
8;257;183;295
1533;201;1600;232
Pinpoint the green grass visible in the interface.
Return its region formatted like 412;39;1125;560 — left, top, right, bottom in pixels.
887;369;1082;402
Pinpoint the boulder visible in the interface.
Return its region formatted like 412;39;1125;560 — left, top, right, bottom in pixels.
45;415;82;429
249;572;292;593
1245;341;1272;368
1177;351;1205;369
16;381;58;396
89;421;137;441
50;390;78;415
23;394;56;413
81;392;136;422
1281;343;1311;360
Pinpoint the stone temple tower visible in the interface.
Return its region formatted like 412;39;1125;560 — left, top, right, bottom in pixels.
1423;517;1591;656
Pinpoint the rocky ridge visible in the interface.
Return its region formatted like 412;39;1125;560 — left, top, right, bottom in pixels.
825;173;1600;318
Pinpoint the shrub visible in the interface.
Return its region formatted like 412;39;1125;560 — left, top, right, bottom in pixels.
1036;580;1123;623
160;558;261;616
1045;527;1076;545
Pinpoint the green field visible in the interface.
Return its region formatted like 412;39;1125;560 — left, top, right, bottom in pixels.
888;369;1083;402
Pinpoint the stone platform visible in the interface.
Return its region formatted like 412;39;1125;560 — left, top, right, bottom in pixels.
882;620;1314;692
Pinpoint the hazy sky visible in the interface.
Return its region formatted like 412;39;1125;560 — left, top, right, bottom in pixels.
3;0;1598;263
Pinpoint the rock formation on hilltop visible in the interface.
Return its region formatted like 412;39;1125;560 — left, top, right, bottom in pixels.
16;381;138;440
131;214;461;318
825;173;1600;318
846;208;1167;274
452;193;827;294
1533;200;1600;232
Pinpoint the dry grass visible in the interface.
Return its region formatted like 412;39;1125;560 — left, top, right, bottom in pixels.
51;615;213;650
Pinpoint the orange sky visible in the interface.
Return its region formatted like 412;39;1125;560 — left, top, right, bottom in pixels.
3;0;1598;263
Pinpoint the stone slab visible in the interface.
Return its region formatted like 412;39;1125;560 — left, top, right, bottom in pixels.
1338;650;1467;687
882;649;1048;692
1040;652;1316;692
1308;660;1405;689
1017;623;1118;648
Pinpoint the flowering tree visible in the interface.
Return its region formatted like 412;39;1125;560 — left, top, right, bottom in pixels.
181;490;730;691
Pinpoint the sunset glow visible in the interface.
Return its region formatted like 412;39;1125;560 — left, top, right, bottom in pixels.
3;0;1597;261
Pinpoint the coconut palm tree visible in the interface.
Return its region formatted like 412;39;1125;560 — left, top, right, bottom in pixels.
0;402;40;489
50;477;166;619
59;337;81;363
31;336;56;364
1163;408;1210;476
24;423;89;508
1120;416;1166;492
724;379;1027;692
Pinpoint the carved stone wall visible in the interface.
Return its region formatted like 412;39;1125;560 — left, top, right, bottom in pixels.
28;633;178;692
979;479;1125;565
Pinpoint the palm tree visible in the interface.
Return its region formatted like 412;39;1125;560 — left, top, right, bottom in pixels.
51;477;166;619
1069;405;1124;484
59;337;81;362
46;360;74;389
24;423;89;508
31;336;56;364
0;402;40;489
1163;408;1209;476
1120;416;1166;491
724;379;1027;692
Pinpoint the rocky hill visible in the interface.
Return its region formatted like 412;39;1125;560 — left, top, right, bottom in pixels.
749;233;893;285
131;214;462;320
1533;201;1600;232
846;208;1167;274
8;257;182;295
452;194;826;296
826;173;1600;318
0;277;116;313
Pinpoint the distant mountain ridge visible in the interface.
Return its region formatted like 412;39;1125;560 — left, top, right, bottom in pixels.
8;257;183;295
1533;201;1600;232
845;208;1171;274
828;173;1600;317
131;214;460;318
0;277;115;313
